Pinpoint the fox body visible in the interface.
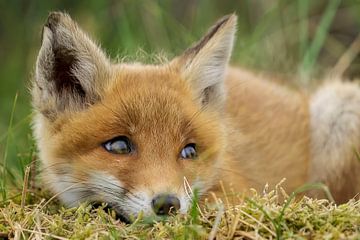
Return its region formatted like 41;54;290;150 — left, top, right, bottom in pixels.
32;12;360;220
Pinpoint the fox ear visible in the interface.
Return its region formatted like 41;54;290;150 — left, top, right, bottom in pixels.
173;14;237;108
33;12;110;119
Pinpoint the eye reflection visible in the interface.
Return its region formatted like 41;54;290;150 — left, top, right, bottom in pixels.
180;143;197;159
103;136;132;154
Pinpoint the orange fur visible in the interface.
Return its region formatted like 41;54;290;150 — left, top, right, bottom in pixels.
32;12;360;219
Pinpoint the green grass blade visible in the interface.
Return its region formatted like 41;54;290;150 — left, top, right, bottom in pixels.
298;0;309;61
1;93;18;201
300;0;341;81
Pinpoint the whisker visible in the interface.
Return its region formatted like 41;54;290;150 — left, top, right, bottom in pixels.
46;174;148;208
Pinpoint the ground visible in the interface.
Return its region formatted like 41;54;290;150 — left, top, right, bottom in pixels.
1;182;359;239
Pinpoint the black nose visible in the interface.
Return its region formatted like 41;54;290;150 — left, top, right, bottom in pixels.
151;194;180;215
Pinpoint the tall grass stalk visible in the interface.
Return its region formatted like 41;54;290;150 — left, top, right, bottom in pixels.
300;0;341;82
1;93;18;201
298;0;309;65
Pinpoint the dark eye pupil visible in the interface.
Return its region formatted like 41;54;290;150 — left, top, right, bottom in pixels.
104;137;132;154
181;144;197;159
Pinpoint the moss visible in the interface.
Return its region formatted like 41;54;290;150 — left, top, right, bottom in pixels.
0;187;359;239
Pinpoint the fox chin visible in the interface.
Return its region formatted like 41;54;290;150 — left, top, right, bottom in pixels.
32;12;360;220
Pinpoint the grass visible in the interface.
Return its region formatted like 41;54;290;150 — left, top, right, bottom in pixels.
1;1;360;239
299;0;342;81
1;93;18;201
0;183;359;239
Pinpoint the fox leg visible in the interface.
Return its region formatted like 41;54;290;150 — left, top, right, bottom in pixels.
309;81;360;203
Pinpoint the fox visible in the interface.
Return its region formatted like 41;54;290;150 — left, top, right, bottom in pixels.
32;12;360;221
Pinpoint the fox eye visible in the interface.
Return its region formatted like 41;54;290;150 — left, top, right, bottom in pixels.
180;143;197;159
103;136;132;154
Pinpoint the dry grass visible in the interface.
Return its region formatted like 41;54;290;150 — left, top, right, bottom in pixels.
0;183;359;239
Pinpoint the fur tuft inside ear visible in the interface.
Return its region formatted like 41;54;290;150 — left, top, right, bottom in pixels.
174;14;237;108
33;12;111;119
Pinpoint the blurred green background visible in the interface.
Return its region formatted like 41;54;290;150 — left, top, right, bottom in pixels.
0;0;359;194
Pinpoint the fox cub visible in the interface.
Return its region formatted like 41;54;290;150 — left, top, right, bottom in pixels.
32;12;360;220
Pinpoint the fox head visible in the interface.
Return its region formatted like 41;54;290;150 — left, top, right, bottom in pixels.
32;12;237;220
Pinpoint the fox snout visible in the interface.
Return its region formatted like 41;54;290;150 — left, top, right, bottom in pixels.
151;194;181;215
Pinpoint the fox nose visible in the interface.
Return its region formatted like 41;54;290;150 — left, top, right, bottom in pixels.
151;194;180;215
